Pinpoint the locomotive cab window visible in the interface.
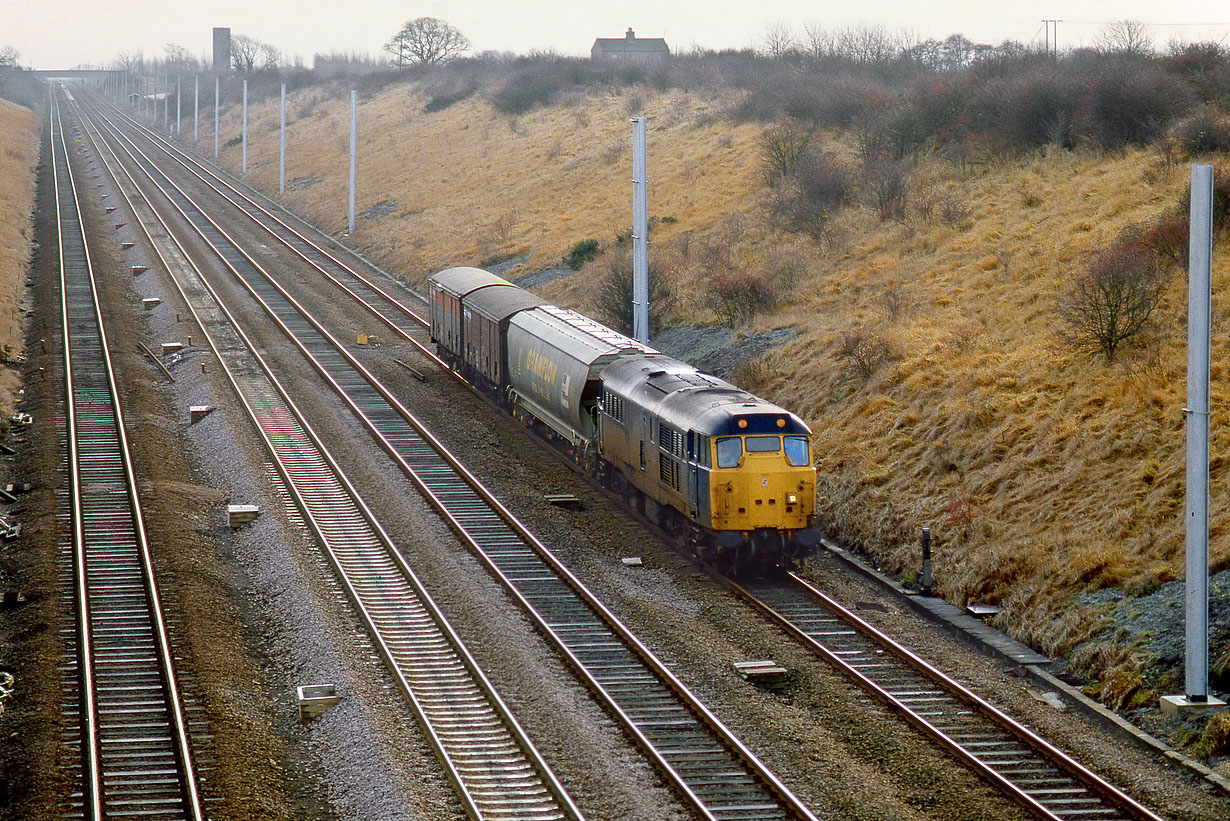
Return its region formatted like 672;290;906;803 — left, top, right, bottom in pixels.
745;435;781;453
716;436;742;468
785;435;811;467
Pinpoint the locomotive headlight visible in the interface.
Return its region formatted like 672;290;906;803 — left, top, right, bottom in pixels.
786;493;799;505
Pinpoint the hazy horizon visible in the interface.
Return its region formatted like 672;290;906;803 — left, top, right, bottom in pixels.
2;0;1227;70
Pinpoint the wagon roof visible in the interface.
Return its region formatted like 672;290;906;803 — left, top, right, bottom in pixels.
465;285;547;323
510;305;657;366
429;266;510;298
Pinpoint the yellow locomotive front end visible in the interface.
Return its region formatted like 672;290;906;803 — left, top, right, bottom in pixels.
710;429;815;534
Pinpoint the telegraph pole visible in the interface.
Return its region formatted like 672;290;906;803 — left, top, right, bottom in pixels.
279;83;286;195
1042;20;1061;57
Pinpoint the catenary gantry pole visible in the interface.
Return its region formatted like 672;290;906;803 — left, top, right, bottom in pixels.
348;89;356;234
242;79;248;175
279;83;286;195
1184;164;1214;702
631;116;649;344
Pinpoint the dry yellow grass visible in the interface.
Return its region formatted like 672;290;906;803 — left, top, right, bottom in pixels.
196;83;759;281
0;98;41;414
194;80;1228;658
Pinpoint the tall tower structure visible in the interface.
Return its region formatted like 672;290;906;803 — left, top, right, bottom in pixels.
213;27;231;73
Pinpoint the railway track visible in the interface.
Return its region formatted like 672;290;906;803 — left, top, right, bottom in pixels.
51;86;205;820
75;91;821;821
734;573;1164;821
72;87;1191;820
68;91;584;821
99;114;1175;819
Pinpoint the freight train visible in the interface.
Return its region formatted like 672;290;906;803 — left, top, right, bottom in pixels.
428;266;821;574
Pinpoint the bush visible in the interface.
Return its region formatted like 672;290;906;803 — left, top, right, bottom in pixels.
859;148;911;221
837;328;893;382
562;239;600;270
790;75;885;127
705;270;777;326
489;58;597;114
966;68;1082;151
1057;240;1170;362
764;153;855;239
424;86;474;113
590;247;676;337
733;68;890;127
1165;41;1229;82
757;120;813;186
1170;105;1230;156
1076;63;1197;150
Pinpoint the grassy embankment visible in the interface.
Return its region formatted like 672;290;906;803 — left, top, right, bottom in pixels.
0;97;41;416
179;78;1227;706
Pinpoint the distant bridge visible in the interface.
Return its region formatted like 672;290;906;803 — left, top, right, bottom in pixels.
31;68;119;81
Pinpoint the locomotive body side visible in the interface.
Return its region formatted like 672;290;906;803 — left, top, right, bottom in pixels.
600;355;818;568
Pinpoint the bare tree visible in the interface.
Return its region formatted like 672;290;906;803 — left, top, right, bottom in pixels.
802;23;834;62
0;45;20;68
1097;20;1155;56
229;34;280;73
592;247;677;337
231;34;261;73
163;43;191;70
260;43;281;71
113;50;144;73
1057;243;1169;362
385;17;469;67
834;24;903;66
761;23;799;59
758;120;813;187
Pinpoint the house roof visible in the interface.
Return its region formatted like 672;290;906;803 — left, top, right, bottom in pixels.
592;29;669;54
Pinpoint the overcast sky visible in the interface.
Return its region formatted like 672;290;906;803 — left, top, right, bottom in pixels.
3;0;1228;70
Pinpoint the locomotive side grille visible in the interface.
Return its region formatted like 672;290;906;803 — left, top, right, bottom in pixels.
603;392;624;423
659;455;681;490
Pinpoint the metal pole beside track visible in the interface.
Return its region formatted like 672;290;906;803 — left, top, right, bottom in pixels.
1184;164;1213;702
194;75;198;143
631;116;649;344
280;83;286;195
348;89;356;234
176;75;181;135
242;79;248;175
214;76;219;159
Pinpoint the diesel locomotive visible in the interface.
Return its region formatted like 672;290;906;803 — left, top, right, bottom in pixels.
429;266;821;573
